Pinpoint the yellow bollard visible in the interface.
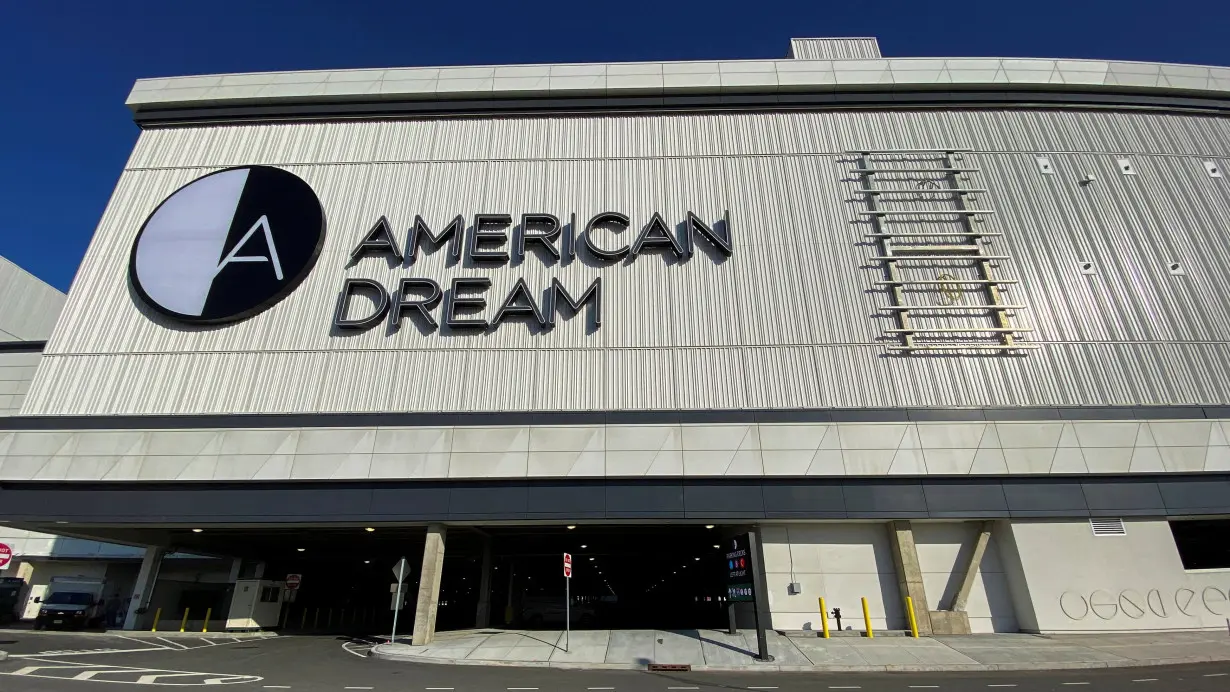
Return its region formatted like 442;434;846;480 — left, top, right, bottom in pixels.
861;597;874;638
202;608;212;633
180;608;190;632
150;607;162;632
819;597;830;638
905;596;920;638
300;607;307;630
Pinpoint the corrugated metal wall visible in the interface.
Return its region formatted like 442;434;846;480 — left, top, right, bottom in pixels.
22;108;1230;415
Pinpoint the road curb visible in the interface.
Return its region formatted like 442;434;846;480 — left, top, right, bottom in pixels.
369;644;1230;673
0;650;7;662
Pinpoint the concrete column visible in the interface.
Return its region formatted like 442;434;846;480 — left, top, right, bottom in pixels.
474;536;493;628
887;520;933;635
951;521;994;612
122;547;166;630
411;524;447;646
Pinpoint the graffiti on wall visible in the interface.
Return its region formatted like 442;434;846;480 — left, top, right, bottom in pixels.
1059;586;1230;621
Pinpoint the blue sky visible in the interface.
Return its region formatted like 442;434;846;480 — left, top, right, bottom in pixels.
2;0;1227;291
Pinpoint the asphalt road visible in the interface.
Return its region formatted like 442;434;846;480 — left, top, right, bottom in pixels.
0;630;1228;692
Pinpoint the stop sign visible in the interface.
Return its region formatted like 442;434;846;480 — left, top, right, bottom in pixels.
0;543;12;570
563;552;572;578
285;573;302;590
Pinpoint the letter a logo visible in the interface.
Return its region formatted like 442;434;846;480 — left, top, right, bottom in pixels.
214;215;285;281
129;166;326;324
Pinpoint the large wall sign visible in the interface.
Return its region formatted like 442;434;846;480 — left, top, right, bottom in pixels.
337;210;732;333
129;166;326;324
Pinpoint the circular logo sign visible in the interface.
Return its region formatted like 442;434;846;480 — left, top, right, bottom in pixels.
0;542;12;569
129;166;326;324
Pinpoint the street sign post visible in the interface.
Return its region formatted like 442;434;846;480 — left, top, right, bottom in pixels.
0;543;11;570
563;553;572;652
724;532;773;662
285;574;302;590
390;557;410;644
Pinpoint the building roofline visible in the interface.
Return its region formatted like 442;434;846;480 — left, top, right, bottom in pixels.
126;55;1230;125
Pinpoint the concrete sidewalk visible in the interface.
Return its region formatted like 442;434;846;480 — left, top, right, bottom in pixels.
370;628;1230;672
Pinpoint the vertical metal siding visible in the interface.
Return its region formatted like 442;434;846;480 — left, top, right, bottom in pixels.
22;108;1230;415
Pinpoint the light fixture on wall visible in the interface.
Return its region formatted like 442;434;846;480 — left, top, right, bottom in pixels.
191;529;203;533
365;527;375;532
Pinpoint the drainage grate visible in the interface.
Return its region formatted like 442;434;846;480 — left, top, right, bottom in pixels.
647;664;692;672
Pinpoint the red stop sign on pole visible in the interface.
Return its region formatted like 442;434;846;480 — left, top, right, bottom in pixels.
0;543;12;570
285;574;302;590
563;552;572;578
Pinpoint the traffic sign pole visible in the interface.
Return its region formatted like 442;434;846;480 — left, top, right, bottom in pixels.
390;557;410;645
562;552;572;653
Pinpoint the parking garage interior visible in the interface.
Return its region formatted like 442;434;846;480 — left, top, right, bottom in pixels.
62;523;740;634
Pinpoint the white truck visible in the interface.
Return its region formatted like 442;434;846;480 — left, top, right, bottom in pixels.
33;577;107;630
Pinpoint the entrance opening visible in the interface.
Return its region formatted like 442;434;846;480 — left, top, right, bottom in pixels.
486;524;730;630
145;523;737;634
1170;518;1230;570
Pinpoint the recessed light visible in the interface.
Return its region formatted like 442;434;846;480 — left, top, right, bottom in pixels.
192;529;203;533
713;544;720;549
364;560;370;564
580;544;588;549
297;548;306;552
694;557;700;561
567;525;576;530
705;525;715;529
589;557;594;561
55;521;68;524
365;527;375;532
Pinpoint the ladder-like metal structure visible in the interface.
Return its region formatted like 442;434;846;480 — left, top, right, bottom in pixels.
850;148;1035;354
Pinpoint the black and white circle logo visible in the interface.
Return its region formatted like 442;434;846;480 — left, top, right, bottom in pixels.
129;166;326;324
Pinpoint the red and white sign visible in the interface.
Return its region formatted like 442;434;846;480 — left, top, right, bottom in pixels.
563;552;572;578
0;543;12;570
285;573;302;590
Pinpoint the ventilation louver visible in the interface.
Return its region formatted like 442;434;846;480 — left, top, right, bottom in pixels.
1090;518;1126;536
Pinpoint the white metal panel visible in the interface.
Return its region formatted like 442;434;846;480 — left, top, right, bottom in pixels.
22;107;1230;415
0;256;65;342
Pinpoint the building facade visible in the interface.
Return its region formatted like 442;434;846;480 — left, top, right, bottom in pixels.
2;37;1230;637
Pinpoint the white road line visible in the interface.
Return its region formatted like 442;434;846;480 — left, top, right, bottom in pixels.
264;686;293;689
1205;673;1228;677
987;686;1017;688
667;688;698;691
748;688;779;690
345;687;374;690
587;688;614;690
508;689;539;691
1061;684;1090;686
910;687;940;689
829;688;861;690
1132;679;1157;682
156;636;191;650
426;688;455;691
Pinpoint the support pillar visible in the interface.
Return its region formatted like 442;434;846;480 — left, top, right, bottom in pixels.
123;547;165;630
951;521;994;613
411;524;447;646
887;521;933;635
474;536;493;628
